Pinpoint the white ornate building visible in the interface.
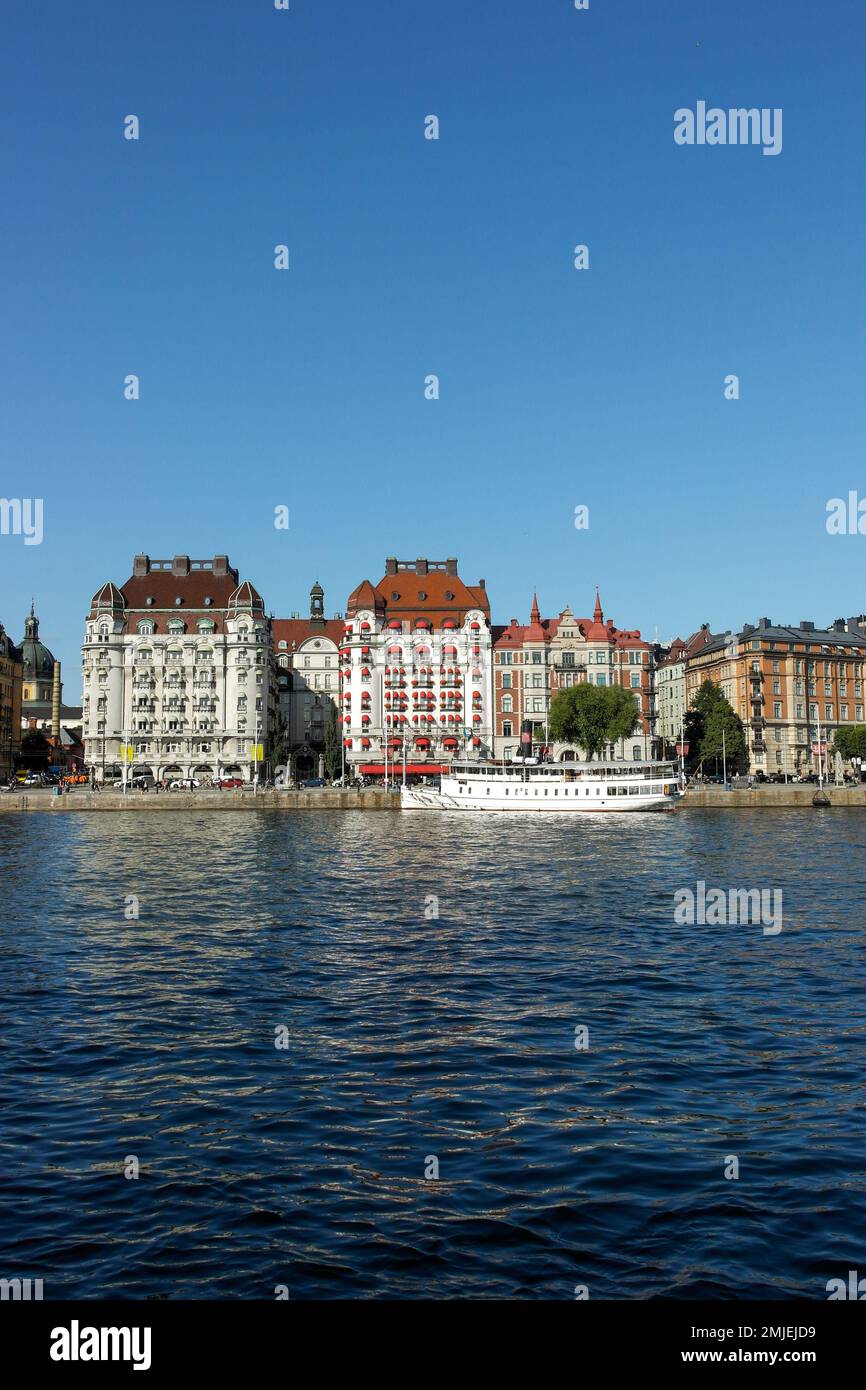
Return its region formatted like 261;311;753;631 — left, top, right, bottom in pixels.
340;557;493;775
82;554;273;783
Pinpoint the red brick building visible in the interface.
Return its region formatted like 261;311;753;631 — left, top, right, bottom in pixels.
492;591;659;761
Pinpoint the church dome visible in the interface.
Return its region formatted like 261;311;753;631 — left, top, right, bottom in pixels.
20;607;55;680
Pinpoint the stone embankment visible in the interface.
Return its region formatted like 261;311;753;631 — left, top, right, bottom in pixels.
0;788;400;812
683;784;866;808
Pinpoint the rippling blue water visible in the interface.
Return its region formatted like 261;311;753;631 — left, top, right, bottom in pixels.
1;808;865;1299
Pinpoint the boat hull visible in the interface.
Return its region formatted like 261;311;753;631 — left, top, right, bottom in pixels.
401;785;679;812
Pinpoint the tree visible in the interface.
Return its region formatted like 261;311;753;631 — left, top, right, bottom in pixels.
834;726;866;761
324;702;341;781
548;683;639;760
270;709;290;772
685;681;745;772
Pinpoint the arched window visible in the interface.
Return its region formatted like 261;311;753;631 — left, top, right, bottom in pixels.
137;620;153;636
167;620;185;634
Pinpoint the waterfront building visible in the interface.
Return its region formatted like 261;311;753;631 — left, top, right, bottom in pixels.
685;617;866;775
82;554;274;784
655;624;716;750
18;604;81;735
272;582;344;780
341;556;492;776
492;592;660;762
0;622;23;779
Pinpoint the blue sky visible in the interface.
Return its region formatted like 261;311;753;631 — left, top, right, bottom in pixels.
2;0;865;676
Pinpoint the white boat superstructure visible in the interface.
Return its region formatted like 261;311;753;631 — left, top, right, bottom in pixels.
400;759;683;812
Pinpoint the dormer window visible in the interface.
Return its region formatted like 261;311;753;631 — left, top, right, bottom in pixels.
204;596;213;606
137;620;154;635
146;596;154;606
167;620;185;634
175;596;183;606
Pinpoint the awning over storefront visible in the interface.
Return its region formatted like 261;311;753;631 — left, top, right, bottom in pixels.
359;764;448;775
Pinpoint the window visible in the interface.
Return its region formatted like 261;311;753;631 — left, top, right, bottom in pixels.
502;673;512;689
502;722;512;738
632;745;642;760
501;695;513;713
630;672;641;688
774;702;782;718
137;620;154;635
167;620;185;634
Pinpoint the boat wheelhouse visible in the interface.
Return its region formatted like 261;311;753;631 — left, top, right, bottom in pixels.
400;759;681;812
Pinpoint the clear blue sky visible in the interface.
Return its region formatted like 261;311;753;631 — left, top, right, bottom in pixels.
2;0;865;676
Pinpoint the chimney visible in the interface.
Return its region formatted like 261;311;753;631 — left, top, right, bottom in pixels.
385;557;398;576
133;554;150;578
172;555;191;578
212;555;229;576
445;557;458;576
478;578;485;590
415;558;428;576
51;660;61;740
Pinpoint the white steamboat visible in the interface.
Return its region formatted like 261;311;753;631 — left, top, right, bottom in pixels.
400;759;682;812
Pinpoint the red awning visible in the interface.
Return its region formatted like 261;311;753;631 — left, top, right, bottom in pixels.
361;738;371;748
360;763;448;775
443;738;458;747
415;738;430;747
361;646;370;654
472;737;481;746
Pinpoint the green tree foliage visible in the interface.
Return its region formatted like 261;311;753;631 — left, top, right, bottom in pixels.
833;725;866;760
324;701;341;780
685;680;745;771
548;683;639;760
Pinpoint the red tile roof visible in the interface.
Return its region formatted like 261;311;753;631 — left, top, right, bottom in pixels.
347;566;490;626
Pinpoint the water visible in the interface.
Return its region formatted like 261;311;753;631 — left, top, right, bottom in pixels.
1;809;864;1300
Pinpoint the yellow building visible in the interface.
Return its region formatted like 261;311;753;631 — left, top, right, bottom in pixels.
0;621;23;779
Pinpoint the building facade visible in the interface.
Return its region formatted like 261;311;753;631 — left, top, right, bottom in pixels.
340;557;493;775
0;622;23;779
82;554;274;784
492;592;660;761
686;617;866;775
272;583;344;779
655;625;716;750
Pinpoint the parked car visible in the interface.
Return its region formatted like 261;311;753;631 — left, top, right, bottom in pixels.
215;777;244;789
299;777;326;788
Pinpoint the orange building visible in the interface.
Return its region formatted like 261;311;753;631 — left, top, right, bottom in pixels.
686;617;866;775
